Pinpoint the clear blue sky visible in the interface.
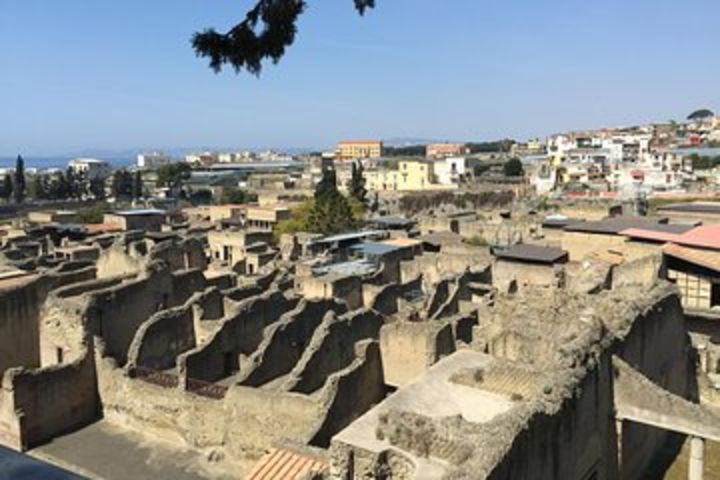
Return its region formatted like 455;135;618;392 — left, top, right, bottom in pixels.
1;0;719;156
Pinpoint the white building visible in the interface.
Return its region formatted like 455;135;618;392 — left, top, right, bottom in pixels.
137;152;171;169
433;156;484;185
68;158;112;180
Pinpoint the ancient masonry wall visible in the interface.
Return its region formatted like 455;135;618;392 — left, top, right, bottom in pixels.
0;340;99;451
127;303;196;371
96;350;323;465
179;289;300;383
237;298;348;387
0;278;43;375
612;291;695;479
486;361;616;480
284;309;384;394
309;340;386;447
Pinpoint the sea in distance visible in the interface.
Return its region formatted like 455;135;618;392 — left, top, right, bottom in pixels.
0;156;133;170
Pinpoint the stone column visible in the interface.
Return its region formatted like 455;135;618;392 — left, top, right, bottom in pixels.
688;436;704;480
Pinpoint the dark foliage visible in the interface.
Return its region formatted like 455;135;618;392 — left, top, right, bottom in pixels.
398;191;514;216
220;187;258;204
308;167;356;234
13;155;26;203
503;157;524;177
156;163;191;189
0;173;13;202
687;109;715;121
193;0;375;75
688;153;720;170
467;139;515;154
384;145;426;157
112;169;134;198
348;161;368;205
132;170;143;199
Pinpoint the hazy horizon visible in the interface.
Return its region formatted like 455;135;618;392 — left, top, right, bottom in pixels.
2;0;719;156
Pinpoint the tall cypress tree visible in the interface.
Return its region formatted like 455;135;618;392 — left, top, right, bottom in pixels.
13;155;26;203
132;170;143;199
348;161;367;205
0;173;12;202
309;167;355;235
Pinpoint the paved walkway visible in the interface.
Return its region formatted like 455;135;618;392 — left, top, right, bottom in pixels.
30;422;234;480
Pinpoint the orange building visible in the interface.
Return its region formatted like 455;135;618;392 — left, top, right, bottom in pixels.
336;140;383;160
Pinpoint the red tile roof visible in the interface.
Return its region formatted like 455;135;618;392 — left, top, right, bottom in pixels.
663;243;720;273
246;448;328;480
676;225;720;250
621;224;720;251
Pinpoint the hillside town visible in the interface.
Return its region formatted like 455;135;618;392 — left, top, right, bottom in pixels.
0;110;719;479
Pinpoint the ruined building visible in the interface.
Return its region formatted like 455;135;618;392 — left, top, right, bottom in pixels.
0;213;716;479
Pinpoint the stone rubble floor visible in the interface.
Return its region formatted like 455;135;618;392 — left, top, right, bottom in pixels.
29;421;239;480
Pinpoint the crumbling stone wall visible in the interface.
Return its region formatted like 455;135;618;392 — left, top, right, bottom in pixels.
611;253;664;290
380;321;455;388
309;340;386;447
284;309;384;394
0;277;43;375
238;298;348;388
85;264;177;366
0;340;99;451
127;303;196;371
96;349;325;467
611;290;696;479
492;260;562;293
180;289;299;383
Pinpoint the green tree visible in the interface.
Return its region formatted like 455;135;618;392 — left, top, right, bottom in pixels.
29;175;48;200
156;163;191;189
503;158;524;177
111;169;133;198
273;199;313;241
47;171;70;200
687;109;715;121
220;187;256;204
13;155;26;203
132;170;143;199
64;168;82;199
0;173;13;202
89;178;106;200
193;0;376;75
348;161;368;205
307;167;356;234
370;192;380;213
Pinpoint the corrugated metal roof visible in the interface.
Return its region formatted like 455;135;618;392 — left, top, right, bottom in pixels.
351;241;401;257
246;448;327;480
311;230;385;245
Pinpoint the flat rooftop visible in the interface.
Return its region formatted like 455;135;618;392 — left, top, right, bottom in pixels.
495;243;568;264
564;216;670;235
657;201;720;214
333;351;515;463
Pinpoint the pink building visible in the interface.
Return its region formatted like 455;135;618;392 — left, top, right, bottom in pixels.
426;143;470;158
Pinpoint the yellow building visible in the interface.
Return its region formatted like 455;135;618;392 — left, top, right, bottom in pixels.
364;160;442;191
336;140;383;160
